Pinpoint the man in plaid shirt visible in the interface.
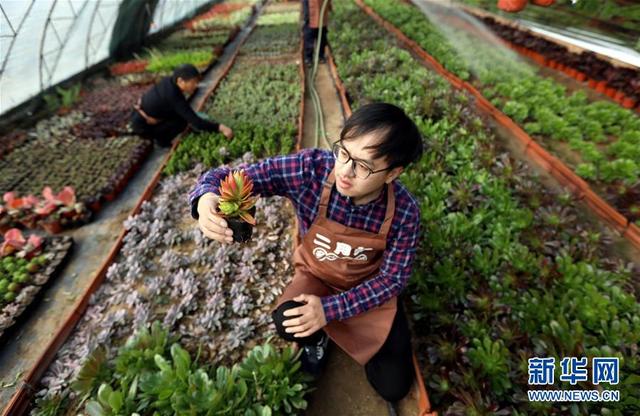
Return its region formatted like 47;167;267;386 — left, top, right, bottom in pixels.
190;103;422;410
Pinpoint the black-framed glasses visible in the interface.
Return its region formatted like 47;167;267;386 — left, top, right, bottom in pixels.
331;141;391;179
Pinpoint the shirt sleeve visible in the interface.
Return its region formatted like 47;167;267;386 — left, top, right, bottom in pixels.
320;197;420;322
172;92;220;132
188;148;327;219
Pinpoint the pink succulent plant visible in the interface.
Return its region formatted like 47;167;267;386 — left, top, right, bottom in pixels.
0;228;43;257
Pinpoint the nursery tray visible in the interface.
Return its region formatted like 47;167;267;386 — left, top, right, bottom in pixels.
0;236;73;340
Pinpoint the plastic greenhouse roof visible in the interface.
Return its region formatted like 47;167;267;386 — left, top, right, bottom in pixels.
0;0;213;116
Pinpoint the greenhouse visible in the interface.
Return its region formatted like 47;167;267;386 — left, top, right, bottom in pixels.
0;0;639;415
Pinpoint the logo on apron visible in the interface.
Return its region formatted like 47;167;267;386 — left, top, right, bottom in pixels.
312;233;373;262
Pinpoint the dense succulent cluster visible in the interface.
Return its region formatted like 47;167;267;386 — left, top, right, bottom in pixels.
364;0;640;225
0;113;151;211
36;322;310;416
164;7;301;175
36;156;296;405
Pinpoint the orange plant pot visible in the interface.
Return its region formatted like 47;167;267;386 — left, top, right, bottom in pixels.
622;97;637;109
605;87;617;98
595;81;608;93
497;0;528;12
587;79;598;88
575;72;587;82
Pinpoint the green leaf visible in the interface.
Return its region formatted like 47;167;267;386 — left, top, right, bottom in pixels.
154;354;171;373
97;384;113;408
128;375;139;402
108;391;123;413
85;400;106;416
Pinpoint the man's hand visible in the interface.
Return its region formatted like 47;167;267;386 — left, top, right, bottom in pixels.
197;192;233;243
282;294;327;338
219;124;234;140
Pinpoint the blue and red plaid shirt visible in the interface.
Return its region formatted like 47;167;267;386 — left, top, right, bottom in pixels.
189;148;420;322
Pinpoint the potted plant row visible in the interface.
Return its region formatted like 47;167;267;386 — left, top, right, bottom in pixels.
0;187;89;234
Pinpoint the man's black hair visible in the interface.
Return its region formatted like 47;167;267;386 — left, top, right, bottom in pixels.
340;102;423;169
172;64;200;82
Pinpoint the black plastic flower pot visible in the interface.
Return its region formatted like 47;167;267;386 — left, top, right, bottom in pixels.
227;218;254;243
226;206;256;243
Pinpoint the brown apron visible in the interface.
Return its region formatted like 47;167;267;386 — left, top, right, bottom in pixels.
276;169;397;365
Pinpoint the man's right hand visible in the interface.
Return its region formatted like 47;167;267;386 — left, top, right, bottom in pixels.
196;192;233;243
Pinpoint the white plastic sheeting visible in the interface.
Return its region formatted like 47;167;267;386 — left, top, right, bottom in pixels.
150;0;212;34
0;0;212;115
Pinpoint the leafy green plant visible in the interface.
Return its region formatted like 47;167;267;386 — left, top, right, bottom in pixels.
467;336;512;396
74;322;310;416
237;342;311;414
146;49;213;73
32;393;70;416
42;84;82;112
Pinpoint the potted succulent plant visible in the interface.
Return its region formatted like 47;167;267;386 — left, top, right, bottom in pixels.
4;193;40;229
216;170;258;243
34;186;86;232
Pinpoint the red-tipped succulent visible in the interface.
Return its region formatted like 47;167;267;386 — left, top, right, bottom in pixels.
217;170;257;225
216;170;258;243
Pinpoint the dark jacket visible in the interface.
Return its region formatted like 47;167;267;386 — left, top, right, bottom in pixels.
133;76;219;132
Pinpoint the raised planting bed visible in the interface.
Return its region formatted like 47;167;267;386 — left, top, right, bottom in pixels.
106;0;259;79
31;158;303;414
456;0;640;46
0;112;152;219
240;23;300;57
472;14;640;108
188;4;256;33
155;28;233;54
165;7;301;175
109;59;148;76
360;0;640;228
183;0;259;31
261;2;300;14
329;2;640;414
71;81;153;139
144;48;217;74
0;229;73;339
